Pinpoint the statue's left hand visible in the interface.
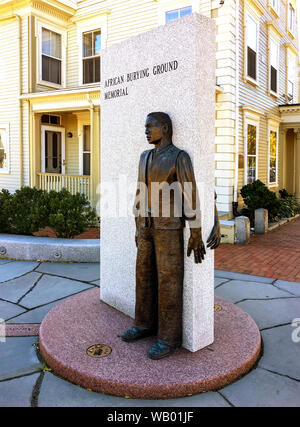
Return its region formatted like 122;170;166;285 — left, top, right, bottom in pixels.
187;228;206;264
207;223;221;250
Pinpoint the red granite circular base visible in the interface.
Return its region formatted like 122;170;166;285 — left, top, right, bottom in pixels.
39;288;261;399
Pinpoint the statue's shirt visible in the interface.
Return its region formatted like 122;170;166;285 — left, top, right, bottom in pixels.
134;143;201;229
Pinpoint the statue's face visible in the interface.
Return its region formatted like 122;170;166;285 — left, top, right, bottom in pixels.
145;116;166;145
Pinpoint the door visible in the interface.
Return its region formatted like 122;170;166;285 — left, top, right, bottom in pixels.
41;125;65;174
45;131;61;173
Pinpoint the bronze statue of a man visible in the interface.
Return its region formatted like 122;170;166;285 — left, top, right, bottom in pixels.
121;112;221;359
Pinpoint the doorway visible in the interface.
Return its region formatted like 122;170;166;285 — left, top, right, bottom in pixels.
41;126;65;174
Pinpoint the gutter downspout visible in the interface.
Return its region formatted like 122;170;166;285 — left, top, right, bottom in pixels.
0;14;23;187
233;0;240;215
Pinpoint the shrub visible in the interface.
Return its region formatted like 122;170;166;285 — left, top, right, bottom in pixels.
46;189;97;238
8;187;48;235
278;194;300;219
240;180;281;221
0;189;13;233
0;186;97;238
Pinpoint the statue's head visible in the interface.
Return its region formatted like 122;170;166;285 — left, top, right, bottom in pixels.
145;112;173;144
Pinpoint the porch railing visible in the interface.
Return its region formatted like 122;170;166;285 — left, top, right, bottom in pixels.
37;173;91;201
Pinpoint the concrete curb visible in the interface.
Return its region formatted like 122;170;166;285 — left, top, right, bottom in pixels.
0;234;100;263
268;213;300;232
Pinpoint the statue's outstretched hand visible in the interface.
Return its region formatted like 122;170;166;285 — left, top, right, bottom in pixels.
135;230;139;248
207;222;221;250
187;228;206;264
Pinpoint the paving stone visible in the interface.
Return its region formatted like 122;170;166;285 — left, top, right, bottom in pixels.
7;298;69;324
0;272;42;303
36;262;100;282
214;270;273;284
274;280;300;296
91;280;100;287
38;372;230;407
20;274;93;308
215;280;292;304
0;260;13;265
0;261;39;283
214;277;229;288
0;300;26;321
220;367;300;407
260;325;300;380
236;298;300;330
0;373;40;407
0;337;42;381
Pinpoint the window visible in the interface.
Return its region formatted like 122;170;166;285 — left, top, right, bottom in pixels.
246;124;257;184
288;3;296;34
165;6;192;23
270;0;279;13
288;54;296;99
83;30;101;84
41;115;61;125
270;39;279;93
0;125;9;173
42;28;62;85
246;14;258;81
83;125;91;175
269;130;278;185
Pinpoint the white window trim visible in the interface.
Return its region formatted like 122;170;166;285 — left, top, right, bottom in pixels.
0;123;10;174
269;35;280;97
41;125;66;175
268;0;279;18
36;20;67;89
287;51;296;100
244;113;260;186
77;18;107;87
287;1;296;39
245;9;260;86
157;0;198;25
267;121;279;187
78;121;91;176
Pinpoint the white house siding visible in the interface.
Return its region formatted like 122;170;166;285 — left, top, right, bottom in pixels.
0;18;24;192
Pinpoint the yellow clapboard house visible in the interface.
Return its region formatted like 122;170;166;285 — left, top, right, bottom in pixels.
0;0;299;217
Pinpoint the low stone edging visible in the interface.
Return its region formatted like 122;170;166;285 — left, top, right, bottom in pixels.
268;213;300;232
0;234;100;263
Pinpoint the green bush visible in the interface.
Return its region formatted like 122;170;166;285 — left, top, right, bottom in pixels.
46;189;97;238
240;180;281;221
8;187;48;235
278;193;300;219
0;186;97;238
0;189;13;233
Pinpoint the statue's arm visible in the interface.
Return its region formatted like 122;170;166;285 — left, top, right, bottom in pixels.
207;192;221;249
176;152;206;264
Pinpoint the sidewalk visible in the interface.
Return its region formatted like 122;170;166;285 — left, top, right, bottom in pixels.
0;261;300;407
216;216;300;282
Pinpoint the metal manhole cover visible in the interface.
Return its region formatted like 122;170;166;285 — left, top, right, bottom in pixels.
86;344;112;358
214;304;222;312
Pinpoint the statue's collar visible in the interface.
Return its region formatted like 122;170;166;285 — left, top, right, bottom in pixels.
153;142;173;155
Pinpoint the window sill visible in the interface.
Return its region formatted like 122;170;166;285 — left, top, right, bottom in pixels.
287;29;296;40
37;80;65;90
268;6;279;20
269;90;279;99
245;76;259;88
268;182;278;188
0;170;10;175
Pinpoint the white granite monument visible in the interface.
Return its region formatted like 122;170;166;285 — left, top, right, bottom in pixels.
100;13;216;352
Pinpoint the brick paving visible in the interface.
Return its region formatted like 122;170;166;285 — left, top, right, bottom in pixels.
215;216;300;282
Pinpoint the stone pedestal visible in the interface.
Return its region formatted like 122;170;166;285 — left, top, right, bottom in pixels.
100;13;216;352
235;216;250;245
255;209;268;234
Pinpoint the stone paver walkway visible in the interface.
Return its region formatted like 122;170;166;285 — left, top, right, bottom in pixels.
216;217;300;282
0;261;299;407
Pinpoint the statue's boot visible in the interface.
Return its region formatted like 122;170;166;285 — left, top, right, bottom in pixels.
121;326;155;342
148;341;180;360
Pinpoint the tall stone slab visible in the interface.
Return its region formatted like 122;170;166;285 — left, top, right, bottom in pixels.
100;13;216;352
